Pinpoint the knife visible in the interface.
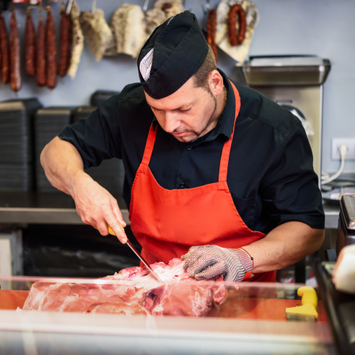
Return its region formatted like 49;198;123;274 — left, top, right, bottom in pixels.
108;225;164;283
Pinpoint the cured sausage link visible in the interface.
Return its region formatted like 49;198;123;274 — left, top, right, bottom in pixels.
58;7;71;77
0;11;10;84
10;8;21;92
228;4;247;47
25;8;36;77
237;5;246;44
46;5;57;89
36;14;46;86
206;9;218;63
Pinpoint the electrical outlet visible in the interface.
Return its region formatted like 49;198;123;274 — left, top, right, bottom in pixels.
332;138;355;160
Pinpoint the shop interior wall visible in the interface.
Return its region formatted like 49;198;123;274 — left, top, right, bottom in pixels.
0;0;354;176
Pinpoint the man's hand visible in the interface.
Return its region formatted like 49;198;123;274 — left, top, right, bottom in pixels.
181;245;253;283
72;173;127;243
40;137;127;244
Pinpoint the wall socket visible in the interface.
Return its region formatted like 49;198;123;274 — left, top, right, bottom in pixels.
332;138;355;160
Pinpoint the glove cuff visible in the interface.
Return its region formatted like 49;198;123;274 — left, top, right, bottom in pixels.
236;248;254;280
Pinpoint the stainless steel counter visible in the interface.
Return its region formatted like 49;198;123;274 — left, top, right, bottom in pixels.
0;191;129;225
0;191;339;229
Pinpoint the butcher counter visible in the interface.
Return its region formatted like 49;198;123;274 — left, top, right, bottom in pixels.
0;273;335;355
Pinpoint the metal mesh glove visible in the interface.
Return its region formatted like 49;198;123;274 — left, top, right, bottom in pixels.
181;245;253;283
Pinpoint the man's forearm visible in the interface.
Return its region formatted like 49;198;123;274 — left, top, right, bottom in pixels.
242;221;325;274
40;136;90;197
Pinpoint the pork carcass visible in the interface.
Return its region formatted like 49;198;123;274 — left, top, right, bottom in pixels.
22;258;227;317
79;8;113;61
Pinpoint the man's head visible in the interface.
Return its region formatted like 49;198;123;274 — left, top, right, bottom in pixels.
138;11;224;143
137;11;211;99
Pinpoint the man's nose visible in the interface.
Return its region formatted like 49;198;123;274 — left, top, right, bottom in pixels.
163;112;180;133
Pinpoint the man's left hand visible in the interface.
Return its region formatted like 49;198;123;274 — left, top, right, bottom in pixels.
181;245;253;283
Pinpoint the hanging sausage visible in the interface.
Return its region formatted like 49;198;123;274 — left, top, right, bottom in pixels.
58;0;71;77
9;4;21;92
45;0;57;89
228;3;246;46
206;9;218;62
36;4;46;86
0;10;10;84
25;1;36;77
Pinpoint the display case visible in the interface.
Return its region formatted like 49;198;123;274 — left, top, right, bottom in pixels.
0;274;335;355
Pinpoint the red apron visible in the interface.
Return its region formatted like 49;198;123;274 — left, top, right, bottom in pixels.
129;81;276;282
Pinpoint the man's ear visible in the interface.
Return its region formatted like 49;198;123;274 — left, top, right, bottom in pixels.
209;70;224;96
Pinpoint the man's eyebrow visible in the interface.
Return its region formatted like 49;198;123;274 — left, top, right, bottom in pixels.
149;103;192;111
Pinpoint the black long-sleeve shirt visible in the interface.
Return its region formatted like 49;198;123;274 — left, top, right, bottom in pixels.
59;70;324;235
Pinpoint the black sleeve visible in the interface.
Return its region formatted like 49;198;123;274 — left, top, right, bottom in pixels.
260;121;325;230
58;95;122;169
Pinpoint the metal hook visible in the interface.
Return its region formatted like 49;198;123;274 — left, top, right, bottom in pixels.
91;0;96;13
142;0;150;12
201;0;210;14
66;0;73;14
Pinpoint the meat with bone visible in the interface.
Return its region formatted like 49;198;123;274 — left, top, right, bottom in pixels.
80;8;113;62
22;258;227;317
67;0;83;79
109;4;146;59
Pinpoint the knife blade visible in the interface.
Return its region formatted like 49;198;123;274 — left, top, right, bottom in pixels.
108;225;164;283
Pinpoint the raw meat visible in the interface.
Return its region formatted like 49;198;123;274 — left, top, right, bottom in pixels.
22;258;227;317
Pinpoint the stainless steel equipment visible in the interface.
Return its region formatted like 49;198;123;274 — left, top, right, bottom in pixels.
241;55;331;180
337;194;355;254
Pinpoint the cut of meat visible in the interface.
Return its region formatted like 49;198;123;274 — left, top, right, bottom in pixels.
22;258;227;317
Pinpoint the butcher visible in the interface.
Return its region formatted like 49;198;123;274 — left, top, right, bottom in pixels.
40;11;325;283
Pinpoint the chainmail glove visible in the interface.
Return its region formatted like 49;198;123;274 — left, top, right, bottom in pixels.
181;245;253;283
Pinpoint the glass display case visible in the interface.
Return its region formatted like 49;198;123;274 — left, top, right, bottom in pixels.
0;274;335;355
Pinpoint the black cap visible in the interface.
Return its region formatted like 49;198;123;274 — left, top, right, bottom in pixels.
137;11;209;99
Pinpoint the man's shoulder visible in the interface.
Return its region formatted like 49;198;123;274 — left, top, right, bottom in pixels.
119;82;146;99
234;81;301;137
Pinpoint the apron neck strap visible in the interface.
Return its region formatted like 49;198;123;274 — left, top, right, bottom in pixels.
218;80;241;182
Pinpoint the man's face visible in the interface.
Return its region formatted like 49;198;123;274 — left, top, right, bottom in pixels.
144;76;218;143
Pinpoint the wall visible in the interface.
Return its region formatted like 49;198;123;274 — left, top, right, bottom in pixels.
0;0;354;175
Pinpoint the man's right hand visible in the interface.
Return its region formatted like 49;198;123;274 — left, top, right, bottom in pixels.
71;172;127;243
40;137;127;244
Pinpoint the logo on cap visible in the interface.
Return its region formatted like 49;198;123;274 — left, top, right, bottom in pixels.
139;48;154;81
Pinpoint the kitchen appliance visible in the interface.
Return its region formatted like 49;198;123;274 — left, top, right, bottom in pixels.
241;55;331;180
336;194;355;255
